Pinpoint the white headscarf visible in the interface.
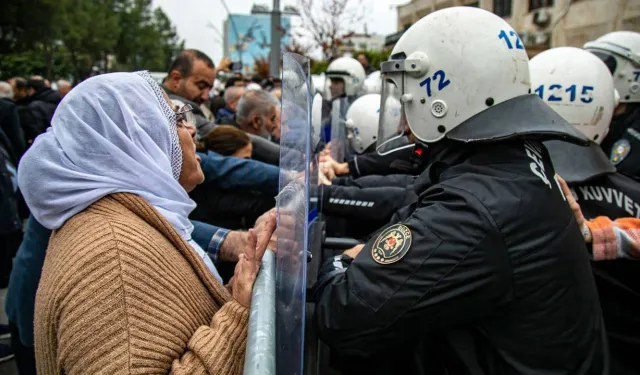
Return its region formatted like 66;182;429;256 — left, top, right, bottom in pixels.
18;71;195;239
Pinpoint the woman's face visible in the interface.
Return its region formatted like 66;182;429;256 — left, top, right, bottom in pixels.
163;92;204;192
232;142;253;159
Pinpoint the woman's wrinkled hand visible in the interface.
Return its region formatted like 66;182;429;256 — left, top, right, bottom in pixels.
231;229;260;308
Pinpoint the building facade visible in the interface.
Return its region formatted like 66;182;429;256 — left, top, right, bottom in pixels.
338;33;386;56
389;0;640;56
223;14;292;74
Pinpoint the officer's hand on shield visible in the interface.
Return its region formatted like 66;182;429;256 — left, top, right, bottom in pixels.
319;154;350;177
321;142;331;157
318;164;333;185
557;175;592;243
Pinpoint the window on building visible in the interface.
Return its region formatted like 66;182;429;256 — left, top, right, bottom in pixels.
467;1;479;7
493;0;512;17
529;0;554;11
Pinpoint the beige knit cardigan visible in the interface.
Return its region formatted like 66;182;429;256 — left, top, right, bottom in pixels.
34;193;248;374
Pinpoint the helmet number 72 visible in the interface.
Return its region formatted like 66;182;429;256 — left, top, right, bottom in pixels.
419;70;451;97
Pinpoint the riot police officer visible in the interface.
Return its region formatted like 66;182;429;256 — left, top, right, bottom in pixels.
312;7;607;375
532;46;640;375
585;31;640;180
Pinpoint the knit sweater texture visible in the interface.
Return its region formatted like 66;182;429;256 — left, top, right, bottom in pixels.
34;193;248;374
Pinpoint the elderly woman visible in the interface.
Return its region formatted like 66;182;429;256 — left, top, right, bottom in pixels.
18;71;274;374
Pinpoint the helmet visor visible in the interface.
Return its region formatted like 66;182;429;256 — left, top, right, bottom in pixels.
590;51;618;74
376;72;407;155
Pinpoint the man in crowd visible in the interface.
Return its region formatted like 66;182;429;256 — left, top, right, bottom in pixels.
15;78;61;146
162;49;216;136
0;82;25;160
357;53;373;75
8;77;28;102
56;80;72;98
216;86;245;124
235;90;279;138
225;76;247;89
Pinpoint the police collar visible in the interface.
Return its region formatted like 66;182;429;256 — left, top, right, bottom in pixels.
545;140;616;184
446;94;590;146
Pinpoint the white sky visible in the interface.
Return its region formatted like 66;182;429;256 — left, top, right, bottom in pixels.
153;0;410;63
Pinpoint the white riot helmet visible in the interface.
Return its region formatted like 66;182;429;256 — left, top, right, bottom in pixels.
584;31;640;104
377;7;587;154
345;94;401;154
530;47;616;144
364;71;382;94
312;93;323;149
326;57;366;98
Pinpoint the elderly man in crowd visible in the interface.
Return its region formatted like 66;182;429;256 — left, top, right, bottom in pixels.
56;80;72;98
235;90;279;139
216;86;245;125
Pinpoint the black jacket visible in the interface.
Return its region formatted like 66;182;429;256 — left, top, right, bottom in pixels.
315;175;417;239
0;98;25;160
346;144;416;178
569;172;640;375
313;140;608;375
1;128;20;234
17;88;61;145
599;104;640;181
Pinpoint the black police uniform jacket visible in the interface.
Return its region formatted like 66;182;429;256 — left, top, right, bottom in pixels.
600;104;640;181
313;140;608;375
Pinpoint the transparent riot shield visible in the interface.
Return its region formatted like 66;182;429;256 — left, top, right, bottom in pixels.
276;52;313;375
329;97;349;163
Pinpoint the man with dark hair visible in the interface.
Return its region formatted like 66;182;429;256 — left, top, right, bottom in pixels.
163;49;215;105
8;77;28;102
224;77;247;89
16;78;61;146
357;53;373;75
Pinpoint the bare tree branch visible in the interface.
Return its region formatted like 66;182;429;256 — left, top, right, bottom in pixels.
295;0;364;61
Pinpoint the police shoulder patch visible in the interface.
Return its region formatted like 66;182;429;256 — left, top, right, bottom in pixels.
372;224;412;265
611;139;631;165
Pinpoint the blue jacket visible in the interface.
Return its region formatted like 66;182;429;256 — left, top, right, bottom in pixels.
5;215;229;347
198;150;279;197
216;107;234;120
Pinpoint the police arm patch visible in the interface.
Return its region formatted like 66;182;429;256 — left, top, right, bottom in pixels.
371;224;412;264
611;139;631;165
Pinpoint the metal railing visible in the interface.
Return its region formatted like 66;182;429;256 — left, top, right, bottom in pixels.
243;249;277;375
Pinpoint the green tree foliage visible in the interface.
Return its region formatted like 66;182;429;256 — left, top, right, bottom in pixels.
114;0;184;72
0;0;183;82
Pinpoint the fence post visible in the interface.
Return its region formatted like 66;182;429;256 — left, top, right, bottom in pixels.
244;249;276;375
